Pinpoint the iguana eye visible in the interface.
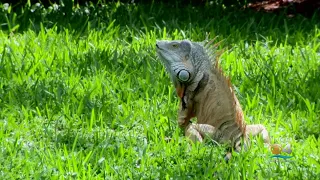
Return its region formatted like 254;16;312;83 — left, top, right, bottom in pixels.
172;43;179;48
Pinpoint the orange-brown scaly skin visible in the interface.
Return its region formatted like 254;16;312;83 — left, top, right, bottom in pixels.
156;39;272;155
177;94;195;128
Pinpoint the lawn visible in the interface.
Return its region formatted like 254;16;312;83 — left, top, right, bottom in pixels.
0;1;319;179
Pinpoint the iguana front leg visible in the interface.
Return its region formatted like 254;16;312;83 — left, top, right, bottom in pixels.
177;100;195;128
177;89;196;128
177;89;220;141
185;123;220;143
186;123;233;161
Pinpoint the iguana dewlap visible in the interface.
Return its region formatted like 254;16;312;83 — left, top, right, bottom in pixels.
155;39;271;153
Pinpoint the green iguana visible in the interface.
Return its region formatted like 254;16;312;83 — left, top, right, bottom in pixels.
155;39;271;159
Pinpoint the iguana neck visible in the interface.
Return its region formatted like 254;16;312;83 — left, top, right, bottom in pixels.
192;72;209;94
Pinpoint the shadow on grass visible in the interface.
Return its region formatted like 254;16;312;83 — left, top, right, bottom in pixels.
0;2;319;44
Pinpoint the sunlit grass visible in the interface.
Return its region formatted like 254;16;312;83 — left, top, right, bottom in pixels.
0;2;319;179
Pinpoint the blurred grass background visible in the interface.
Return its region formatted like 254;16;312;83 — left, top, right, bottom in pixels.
0;0;319;179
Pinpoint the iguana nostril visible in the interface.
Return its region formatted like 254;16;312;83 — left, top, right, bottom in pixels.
177;69;190;82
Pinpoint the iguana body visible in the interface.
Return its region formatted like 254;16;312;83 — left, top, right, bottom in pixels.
156;39;270;154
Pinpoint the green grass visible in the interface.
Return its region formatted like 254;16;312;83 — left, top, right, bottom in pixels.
0;1;320;179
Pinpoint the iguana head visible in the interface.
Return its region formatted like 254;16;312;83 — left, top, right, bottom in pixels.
156;40;210;98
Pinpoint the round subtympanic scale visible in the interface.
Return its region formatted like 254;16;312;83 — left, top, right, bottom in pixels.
177;69;190;82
